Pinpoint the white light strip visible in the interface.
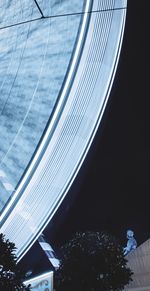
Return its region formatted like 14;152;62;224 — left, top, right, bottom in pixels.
0;0;91;223
38;235;60;269
48;258;60;269
39;242;53;252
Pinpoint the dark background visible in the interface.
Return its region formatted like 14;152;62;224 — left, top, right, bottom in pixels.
20;0;150;274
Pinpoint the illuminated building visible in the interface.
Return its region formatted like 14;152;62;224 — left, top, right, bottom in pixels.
0;0;127;261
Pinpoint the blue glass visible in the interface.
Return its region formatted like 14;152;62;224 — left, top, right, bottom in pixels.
0;2;84;211
37;0;85;17
0;0;40;28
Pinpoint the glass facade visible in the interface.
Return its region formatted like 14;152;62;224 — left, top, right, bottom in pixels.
0;0;84;211
0;0;127;260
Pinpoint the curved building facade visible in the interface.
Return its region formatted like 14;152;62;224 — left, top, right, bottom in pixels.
0;0;127;261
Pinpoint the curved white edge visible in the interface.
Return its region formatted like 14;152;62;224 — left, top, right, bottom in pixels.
0;0;92;223
1;0;127;262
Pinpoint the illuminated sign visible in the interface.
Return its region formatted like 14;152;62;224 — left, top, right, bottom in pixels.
24;271;53;291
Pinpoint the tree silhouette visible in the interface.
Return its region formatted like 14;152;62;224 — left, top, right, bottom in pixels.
55;231;133;291
0;233;30;291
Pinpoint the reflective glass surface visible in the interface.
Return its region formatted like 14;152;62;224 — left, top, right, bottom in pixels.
0;0;84;211
0;0;127;260
0;0;40;27
38;0;85;16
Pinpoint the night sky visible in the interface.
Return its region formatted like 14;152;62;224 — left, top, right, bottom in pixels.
20;0;150;274
48;0;150;248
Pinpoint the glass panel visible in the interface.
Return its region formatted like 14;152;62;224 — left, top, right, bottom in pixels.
0;10;83;211
38;0;85;17
0;0;40;28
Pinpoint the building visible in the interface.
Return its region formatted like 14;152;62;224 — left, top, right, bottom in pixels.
0;0;127;264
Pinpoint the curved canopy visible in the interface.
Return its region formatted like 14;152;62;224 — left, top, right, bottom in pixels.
0;0;127;261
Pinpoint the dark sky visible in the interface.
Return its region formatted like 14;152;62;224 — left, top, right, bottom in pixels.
20;0;150;274
48;0;150;248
